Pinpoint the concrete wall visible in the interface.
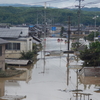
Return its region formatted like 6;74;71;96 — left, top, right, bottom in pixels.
3;68;32;83
83;67;100;77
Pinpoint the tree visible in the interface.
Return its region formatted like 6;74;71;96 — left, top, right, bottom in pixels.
79;41;100;66
86;32;100;41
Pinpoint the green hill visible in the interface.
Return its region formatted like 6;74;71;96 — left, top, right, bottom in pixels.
0;6;99;25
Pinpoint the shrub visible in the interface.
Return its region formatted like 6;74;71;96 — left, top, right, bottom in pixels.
20;51;34;60
71;42;81;51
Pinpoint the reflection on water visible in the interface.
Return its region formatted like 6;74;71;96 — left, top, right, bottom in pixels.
0;80;26;99
79;75;100;92
0;63;34;99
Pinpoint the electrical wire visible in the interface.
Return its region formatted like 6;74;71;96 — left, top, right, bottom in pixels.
22;0;69;5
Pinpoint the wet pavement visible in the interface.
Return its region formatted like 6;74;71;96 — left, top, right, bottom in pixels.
0;37;100;100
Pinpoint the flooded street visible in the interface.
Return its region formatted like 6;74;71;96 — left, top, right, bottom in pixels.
1;37;100;100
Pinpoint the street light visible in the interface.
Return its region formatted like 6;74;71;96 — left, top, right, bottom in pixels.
93;15;99;42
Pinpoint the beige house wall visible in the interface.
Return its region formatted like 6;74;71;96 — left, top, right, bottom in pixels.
0;44;5;71
5;37;33;59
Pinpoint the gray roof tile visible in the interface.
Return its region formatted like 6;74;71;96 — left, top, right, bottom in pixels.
0;38;8;44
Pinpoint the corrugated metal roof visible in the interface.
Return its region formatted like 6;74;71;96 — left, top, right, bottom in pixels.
5;59;30;65
0;95;26;100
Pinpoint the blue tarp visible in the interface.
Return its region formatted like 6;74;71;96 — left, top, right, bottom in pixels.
51;27;56;31
51;34;55;37
29;25;34;28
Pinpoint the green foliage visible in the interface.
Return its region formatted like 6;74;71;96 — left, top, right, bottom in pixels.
20;51;35;60
20;43;42;60
10;66;16;70
79;41;100;66
71;42;81;51
33;44;37;53
86;32;100;41
0;7;100;25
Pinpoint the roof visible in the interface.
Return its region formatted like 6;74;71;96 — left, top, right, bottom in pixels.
32;39;40;44
5;59;31;65
0;28;29;39
31;35;41;42
0;38;8;44
0;95;26;100
0;28;21;39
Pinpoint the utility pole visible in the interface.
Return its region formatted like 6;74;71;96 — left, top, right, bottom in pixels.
75;1;84;100
44;2;47;38
37;11;38;25
93;15;99;42
67;16;71;86
75;0;84;41
43;2;47;73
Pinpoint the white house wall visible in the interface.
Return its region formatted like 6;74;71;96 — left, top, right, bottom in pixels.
26;38;32;51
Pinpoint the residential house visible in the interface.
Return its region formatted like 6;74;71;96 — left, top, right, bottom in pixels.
0;28;41;59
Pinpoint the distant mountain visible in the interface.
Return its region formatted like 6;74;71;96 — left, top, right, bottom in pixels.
0;4;100;12
0;3;43;7
66;7;100;12
81;7;100;12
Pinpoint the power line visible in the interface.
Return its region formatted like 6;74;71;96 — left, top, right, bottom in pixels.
83;0;100;6
22;0;69;5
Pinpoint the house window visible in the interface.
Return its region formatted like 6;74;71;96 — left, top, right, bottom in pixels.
6;43;12;50
6;43;20;50
0;46;2;56
13;43;20;50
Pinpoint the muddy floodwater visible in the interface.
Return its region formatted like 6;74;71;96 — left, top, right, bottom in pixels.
0;37;100;100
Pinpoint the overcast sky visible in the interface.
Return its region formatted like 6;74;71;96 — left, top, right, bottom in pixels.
0;0;100;8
